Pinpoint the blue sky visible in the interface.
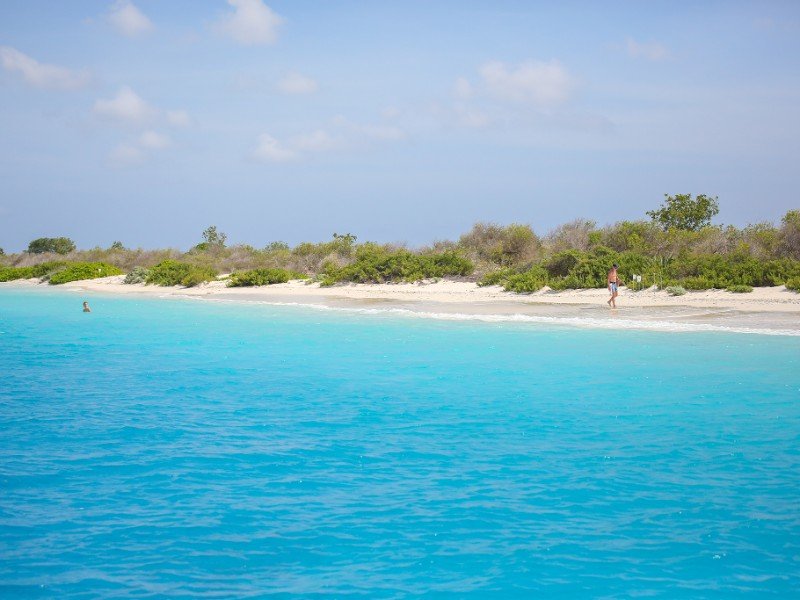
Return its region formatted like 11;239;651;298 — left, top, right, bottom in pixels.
1;1;799;251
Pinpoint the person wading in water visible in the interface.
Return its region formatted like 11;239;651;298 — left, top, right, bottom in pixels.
607;263;621;308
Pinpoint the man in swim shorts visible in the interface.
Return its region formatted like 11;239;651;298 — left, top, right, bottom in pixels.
607;263;620;308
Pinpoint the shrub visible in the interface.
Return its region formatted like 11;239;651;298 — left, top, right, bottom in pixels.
478;268;515;287
682;276;716;290
123;266;150;284
545;250;582;278
459;222;541;267
544;219;596;253
665;286;687;296
227;268;306;287
0;261;68;282
322;245;473;285
48;262;123;285
0;266;35;282
727;284;753;293
785;277;800;292
145;260;217;287
779;210;800;259
503;266;549;293
27;237;76;254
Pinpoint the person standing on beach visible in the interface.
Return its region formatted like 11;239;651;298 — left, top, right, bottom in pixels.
607;264;620;308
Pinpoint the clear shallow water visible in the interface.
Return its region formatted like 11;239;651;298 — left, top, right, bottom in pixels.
1;288;799;598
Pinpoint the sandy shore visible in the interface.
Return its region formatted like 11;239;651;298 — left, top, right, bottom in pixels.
6;277;800;334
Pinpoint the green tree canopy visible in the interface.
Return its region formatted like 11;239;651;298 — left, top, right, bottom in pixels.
27;237;76;254
647;194;720;231
197;225;227;250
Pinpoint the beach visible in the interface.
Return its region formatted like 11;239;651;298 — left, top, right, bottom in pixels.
8;276;800;335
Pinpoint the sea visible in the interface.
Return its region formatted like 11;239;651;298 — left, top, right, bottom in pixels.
1;287;799;598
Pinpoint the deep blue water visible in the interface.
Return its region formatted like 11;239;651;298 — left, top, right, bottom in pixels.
1;287;799;598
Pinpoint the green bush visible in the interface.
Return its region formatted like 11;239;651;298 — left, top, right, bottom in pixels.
545;250;582;278
667;254;800;288
123;266;150;284
0;266;35;282
682;276;716;290
27;237;76;254
478;268;515;287
0;261;68;282
227;268;306;287
322;245;473;285
503;266;549;293
145;260;217;287
784;277;800;292
727;284;753;293
665;286;687;296
48;262;123;285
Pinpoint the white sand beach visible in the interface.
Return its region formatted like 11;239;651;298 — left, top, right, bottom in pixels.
8;276;800;335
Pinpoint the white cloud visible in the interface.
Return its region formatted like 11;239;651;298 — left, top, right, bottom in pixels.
108;1;154;37
216;0;284;45
454;105;490;128
381;106;401;119
94;86;154;122
166;110;191;127
479;60;573;107
109;143;145;166
0;46;90;90
253;133;297;162
253;114;409;164
626;38;668;61
454;76;473;100
276;72;318;95
289;129;336;152
139;130;171;149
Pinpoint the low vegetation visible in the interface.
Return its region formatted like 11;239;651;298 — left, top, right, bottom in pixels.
727;284;753;293
320;245;473;285
2;196;800;293
48;262;123;285
785;278;800;292
0;262;68;282
665;286;687;296
227;268;306;287
145;260;217;287
123;266;149;284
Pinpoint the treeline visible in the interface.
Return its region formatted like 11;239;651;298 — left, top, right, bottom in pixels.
2;196;800;292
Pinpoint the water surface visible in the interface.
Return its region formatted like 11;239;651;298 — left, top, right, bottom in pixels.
1;288;799;597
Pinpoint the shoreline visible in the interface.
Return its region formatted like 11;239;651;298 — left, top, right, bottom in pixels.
5;277;800;335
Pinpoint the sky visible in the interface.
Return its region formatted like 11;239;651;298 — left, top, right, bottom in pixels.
1;0;799;251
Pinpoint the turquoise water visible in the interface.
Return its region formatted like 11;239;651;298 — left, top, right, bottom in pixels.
1;288;799;598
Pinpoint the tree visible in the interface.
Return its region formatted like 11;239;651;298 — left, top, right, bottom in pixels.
110;241;125;250
200;225;227;250
646;194;720;231
27;237;76;254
